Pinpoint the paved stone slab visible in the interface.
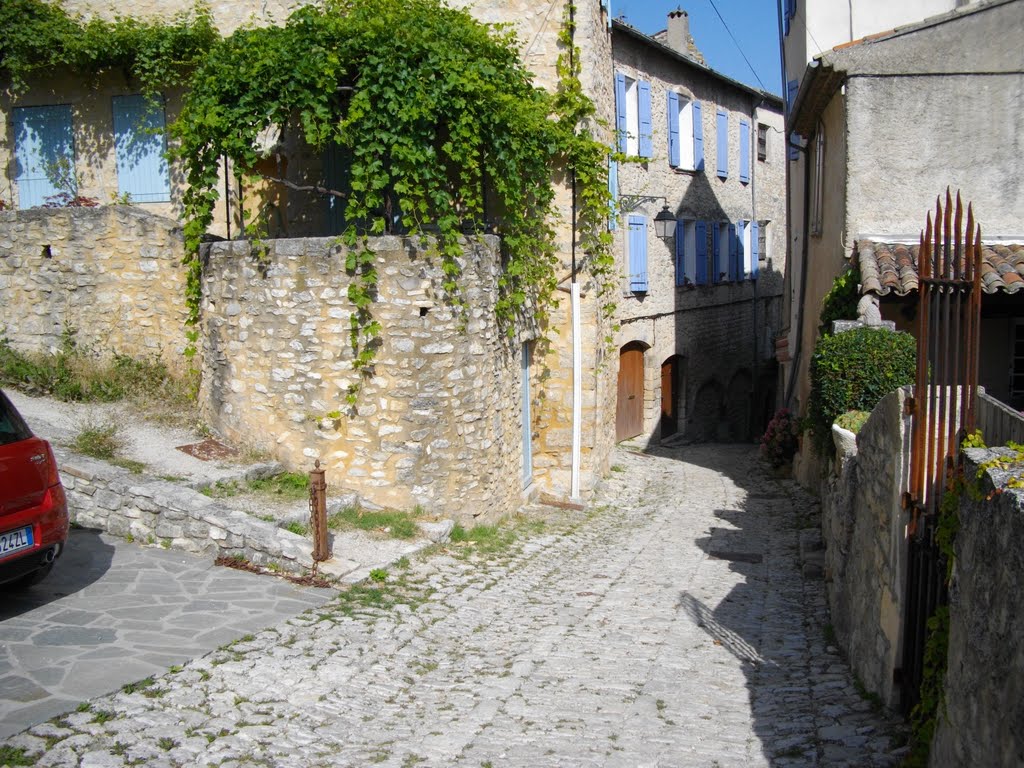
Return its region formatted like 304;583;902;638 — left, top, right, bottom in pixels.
0;528;334;738
2;446;908;765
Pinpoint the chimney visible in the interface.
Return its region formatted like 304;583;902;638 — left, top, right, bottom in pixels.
666;7;690;55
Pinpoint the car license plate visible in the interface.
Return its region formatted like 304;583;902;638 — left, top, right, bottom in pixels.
0;526;33;560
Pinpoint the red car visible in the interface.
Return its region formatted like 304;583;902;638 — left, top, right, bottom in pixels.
0;389;69;588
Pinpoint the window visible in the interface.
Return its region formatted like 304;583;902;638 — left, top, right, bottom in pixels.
716;109;728;179
713;223;730;282
12;104;75;209
615;72;652;159
810;124;825;236
667;93;704;172
113;95;171;203
674;219;697;286
757;124;768;162
627;214;648;292
739;118;751;184
758;219;770;263
737;220;760;279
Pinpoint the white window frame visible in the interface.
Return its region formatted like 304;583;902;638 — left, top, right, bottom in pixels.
672;94;697;171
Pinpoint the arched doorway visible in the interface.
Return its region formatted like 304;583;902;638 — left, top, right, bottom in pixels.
616;342;646;441
660;355;685;438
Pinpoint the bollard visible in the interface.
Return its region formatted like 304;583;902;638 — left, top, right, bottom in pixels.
309;460;331;563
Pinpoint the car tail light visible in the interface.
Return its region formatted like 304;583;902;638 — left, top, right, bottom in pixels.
42;442;61;488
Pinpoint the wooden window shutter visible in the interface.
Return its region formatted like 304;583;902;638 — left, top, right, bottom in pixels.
638;80;653;159
628;215;648;292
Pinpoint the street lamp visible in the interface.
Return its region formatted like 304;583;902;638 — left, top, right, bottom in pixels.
618;195;677;240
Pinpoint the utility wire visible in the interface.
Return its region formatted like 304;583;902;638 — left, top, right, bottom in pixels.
705;0;769;92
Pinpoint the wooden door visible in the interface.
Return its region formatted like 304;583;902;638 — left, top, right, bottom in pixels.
660;357;681;437
617;345;644;441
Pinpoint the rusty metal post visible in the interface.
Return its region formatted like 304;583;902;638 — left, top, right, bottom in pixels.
309;460;331;563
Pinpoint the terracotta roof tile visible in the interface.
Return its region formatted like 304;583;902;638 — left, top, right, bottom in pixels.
856;240;1024;296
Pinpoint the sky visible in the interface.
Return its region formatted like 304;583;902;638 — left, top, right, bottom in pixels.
611;0;783;95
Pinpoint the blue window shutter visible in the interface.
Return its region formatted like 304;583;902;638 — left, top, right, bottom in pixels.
674;218;685;286
751;221;760;279
695;221;708;285
712;225;721;283
12;105;75;209
615;72;628;155
113;95;170;203
716;109;728;179
739;119;750;183
667;92;680;168
638;80;653;159
729;223;739;281
628;215;648;292
608;157;618;231
786;79;799;115
692;101;704;171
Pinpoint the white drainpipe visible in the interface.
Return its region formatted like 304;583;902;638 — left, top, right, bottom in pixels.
571;282;582;500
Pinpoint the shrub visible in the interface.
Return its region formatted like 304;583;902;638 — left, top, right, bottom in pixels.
834;410;870;434
808;327;916;455
760;408;799;467
818;263;861;338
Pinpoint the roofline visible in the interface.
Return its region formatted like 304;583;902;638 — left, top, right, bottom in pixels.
787;0;1018;139
611;20;783;107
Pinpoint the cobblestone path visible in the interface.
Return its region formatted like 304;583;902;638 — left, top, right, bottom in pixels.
3;444;907;767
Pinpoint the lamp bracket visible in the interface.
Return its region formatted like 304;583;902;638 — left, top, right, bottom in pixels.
618;194;668;214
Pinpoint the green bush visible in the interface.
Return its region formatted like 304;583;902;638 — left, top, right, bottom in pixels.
808;328;916;455
818;263;861;338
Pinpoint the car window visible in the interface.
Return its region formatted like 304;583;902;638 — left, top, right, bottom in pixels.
0;390;33;446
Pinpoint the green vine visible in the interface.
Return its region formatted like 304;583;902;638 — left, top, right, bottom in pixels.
7;0;613;404
0;0;216;95
818;262;861;338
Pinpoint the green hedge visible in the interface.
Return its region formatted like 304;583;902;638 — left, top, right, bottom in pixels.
808;327;916;455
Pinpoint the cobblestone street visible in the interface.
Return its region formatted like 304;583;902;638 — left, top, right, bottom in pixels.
3;444;907;767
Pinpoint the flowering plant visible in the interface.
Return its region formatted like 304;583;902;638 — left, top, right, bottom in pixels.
760;408;799;467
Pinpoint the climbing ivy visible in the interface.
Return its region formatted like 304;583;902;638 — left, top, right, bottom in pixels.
171;0;612;396
0;0;216;95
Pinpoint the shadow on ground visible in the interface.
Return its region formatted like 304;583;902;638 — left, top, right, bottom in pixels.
0;527;114;621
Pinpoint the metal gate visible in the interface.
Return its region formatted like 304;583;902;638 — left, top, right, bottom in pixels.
900;190;983;712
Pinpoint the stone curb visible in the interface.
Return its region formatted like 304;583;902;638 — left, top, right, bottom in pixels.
55;446;450;581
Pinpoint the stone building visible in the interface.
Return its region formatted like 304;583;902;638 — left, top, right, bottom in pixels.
0;0;619;519
781;0;1024;483
610;11;786;445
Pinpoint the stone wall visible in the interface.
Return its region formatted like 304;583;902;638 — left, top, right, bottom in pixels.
820;387;909;708
930;447;1024;767
61;450;316;574
0;207;188;368
200;235;531;522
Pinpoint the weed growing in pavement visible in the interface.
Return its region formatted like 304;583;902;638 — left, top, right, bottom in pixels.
248;472;309;500
111;742;129;756
610;464;625;472
854;676;883;713
76;702;91;712
395;556;411;570
0;746;34;766
370;568;388;582
283;520;310;536
157;737;177;751
112;458;147;474
121;677;156;695
327;506;419;539
448;517;546;557
91;710;116;724
71;418;121;460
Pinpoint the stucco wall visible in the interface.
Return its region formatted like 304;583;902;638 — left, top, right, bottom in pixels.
200;235;537;522
0;206;188;368
846;73;1024;239
820;387;909;708
611;29;786;443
